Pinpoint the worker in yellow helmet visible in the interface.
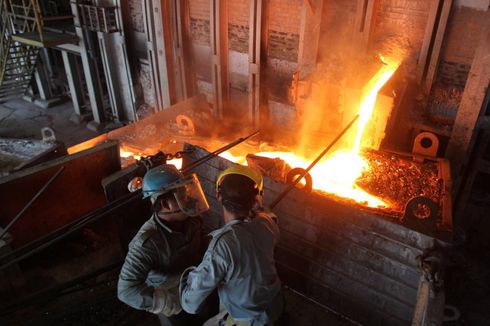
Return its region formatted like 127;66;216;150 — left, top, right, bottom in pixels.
179;165;283;325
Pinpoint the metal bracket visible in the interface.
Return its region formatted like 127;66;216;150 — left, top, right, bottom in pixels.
403;196;439;235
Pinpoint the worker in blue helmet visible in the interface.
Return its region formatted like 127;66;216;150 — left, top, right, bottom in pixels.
117;164;216;326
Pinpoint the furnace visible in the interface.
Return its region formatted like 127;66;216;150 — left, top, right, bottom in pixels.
1;0;490;325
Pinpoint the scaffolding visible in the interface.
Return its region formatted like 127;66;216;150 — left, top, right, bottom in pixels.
0;0;78;102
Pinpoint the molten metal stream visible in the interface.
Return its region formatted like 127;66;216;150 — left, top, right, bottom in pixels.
222;62;400;208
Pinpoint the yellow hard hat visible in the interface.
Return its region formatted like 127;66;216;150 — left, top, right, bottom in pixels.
216;165;263;194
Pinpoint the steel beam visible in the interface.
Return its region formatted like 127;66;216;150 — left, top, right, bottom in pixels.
144;0;175;111
416;0;453;91
169;0;187;101
95;0;137;122
210;0;228;119
62;51;85;117
248;0;262;127
354;0;378;52
446;13;490;178
298;0;323;78
424;0;452;92
71;0;105;125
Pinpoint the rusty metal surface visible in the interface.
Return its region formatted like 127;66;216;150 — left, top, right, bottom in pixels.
184;144;453;326
68;95;215;157
0;142;121;248
356;149;442;215
0;138;66;176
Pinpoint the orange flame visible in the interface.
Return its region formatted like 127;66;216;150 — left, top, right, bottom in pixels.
221;61;400;208
119;147;183;170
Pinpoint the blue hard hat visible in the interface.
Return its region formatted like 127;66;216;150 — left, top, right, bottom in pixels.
142;164;183;199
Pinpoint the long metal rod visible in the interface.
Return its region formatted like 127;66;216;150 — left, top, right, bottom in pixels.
270;115;360;209
0;131;260;267
0;166;65;240
0;191;141;270
0;261;122;317
181;129;260;173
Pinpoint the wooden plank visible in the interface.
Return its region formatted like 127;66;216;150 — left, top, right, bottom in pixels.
416;0;440;83
424;0;453;92
446;12;490;177
0;142;121;247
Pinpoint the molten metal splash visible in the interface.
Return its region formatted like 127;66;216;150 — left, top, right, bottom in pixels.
221;61;400;208
119;148;182;170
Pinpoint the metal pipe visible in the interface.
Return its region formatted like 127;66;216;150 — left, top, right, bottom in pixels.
0;166;65;240
0;131;260;267
270;115;360;209
0;191;140;270
181;129;260;173
0;261;121;317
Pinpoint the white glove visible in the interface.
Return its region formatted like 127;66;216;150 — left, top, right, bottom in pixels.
150;288;182;316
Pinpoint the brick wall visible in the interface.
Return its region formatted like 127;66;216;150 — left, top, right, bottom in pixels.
437;7;487;87
228;0;249;26
318;0;357;60
189;0;210;45
372;0;431;73
228;0;250;53
128;0;144;33
268;0;302;62
268;0;302;35
189;0;210;19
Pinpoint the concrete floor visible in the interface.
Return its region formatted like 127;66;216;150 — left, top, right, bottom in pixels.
0;98;100;147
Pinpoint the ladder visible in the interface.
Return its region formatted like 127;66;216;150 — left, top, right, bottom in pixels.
0;0;78;102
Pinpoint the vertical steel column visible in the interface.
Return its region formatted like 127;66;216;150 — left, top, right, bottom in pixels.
34;50;53;101
298;0;323;78
446;15;490;176
423;0;452;92
248;0;262;127
169;0;186;100
354;0;377;52
70;0;105;125
95;0;137;122
144;0;177;110
180;0;196;97
416;0;453;91
62;51;85;117
210;0;228;119
97;34;122;121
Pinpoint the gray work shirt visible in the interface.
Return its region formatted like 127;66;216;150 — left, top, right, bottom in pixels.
180;211;283;325
117;214;202;312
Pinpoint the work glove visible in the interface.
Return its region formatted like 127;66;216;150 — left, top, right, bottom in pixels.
149;287;182;316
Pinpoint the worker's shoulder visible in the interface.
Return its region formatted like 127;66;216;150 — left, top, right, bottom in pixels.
207;224;237;251
130;218;160;247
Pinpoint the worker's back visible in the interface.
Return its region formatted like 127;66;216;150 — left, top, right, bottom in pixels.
212;211;282;324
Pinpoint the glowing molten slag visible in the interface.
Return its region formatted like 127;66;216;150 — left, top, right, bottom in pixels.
221;62;400;208
119;147;183;170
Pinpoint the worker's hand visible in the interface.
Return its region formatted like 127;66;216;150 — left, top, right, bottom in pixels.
151;288;182;316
